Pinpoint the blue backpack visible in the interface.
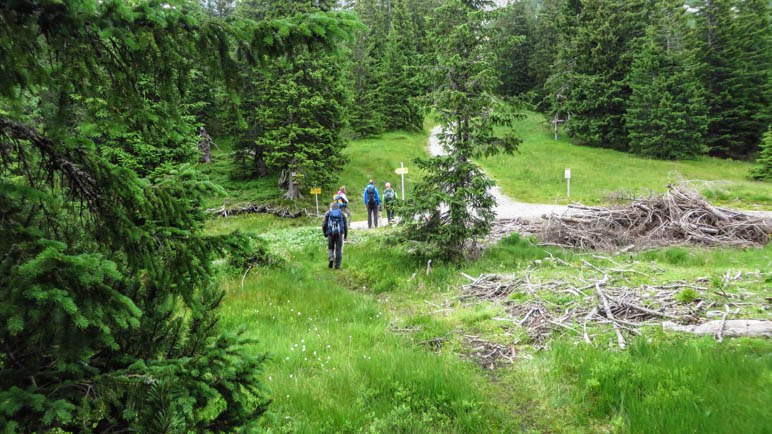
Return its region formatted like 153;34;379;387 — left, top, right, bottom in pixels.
335;194;348;208
328;209;343;236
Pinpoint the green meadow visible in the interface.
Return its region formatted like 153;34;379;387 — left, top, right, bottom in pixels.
199;114;771;432
478;113;771;209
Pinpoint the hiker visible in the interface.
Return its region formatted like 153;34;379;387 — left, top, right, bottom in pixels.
363;179;381;228
334;186;351;222
383;182;397;223
322;202;348;269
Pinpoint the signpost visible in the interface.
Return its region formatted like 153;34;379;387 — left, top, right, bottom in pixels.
564;168;571;198
394;162;408;200
310;187;322;215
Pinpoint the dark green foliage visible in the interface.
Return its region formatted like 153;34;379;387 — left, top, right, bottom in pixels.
750;129;772;180
256;48;349;194
345;0;430;137
625;0;708;159
0;0;354;430
694;0;771;159
399;0;520;261
379;0;424;131
492;1;536;98
555;0;651;151
229;0;356;196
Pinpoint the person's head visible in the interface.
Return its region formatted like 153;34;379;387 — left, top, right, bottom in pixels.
330;202;339;211
339;186;346;193
385;182;391;189
369;179;374;185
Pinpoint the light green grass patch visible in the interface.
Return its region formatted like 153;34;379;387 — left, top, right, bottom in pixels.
478;112;770;208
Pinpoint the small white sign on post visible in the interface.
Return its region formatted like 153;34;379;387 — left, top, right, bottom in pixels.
395;162;408;200
564;168;571;198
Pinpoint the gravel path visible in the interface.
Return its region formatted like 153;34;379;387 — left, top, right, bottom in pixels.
427;125;570;220
349;126;770;229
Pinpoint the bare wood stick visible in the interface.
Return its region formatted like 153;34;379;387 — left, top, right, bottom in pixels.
595;275;627;349
241;264;253;290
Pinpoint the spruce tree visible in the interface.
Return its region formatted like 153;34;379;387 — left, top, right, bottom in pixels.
625;0;708;159
346;0;389;137
552;0;651;151
380;0;424;131
492;1;537;98
750;129;772;181
0;1;353;430
399;0;520;261
694;0;770;159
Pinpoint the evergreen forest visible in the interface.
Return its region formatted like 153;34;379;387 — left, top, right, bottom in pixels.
1;0;770;432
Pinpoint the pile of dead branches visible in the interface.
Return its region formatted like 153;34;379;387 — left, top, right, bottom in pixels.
206;203;307;219
541;185;770;250
463;335;520;369
458;261;769;350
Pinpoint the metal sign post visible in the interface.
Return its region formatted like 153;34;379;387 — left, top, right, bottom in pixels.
310;187;321;215
564;168;571;198
394;163;408;200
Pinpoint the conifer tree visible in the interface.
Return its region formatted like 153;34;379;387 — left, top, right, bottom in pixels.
694;0;771;159
492;1;537;98
399;0;520;261
625;0;708;159
346;0;389;137
750;129;772;181
380;0;424;131
552;0;651;151
0;1;354;430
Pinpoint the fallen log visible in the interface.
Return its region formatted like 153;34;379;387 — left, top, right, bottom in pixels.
662;320;772;338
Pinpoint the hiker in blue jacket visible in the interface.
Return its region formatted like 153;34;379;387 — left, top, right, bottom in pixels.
363;179;381;228
322;202;348;269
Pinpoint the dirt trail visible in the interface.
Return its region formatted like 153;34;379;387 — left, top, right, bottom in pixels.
350;126;770;229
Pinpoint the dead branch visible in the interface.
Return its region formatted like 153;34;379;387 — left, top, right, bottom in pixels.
540;185;771;250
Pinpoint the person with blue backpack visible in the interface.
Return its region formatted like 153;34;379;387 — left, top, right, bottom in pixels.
334;186;351;222
322;201;348;269
363;179;381;228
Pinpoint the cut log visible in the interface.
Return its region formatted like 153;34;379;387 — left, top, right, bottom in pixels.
662;320;772;338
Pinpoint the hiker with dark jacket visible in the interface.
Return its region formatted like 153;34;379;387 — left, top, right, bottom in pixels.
322;202;348;269
363;179;381;228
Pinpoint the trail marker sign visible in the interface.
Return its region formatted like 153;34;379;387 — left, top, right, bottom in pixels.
310;187;321;215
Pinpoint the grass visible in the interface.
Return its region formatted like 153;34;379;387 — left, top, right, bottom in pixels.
216;225;514;433
210;211;771;432
550;336;772;434
477;112;771;209
200;113;771;431
337;122;433;222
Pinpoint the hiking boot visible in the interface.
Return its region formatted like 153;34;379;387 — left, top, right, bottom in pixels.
328;260;333;269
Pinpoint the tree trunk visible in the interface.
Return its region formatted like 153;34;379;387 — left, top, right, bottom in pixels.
253;145;267;177
197;128;213;163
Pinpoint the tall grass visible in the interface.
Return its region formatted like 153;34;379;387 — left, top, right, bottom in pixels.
478;113;770;208
550;336;772;433
217;227;509;432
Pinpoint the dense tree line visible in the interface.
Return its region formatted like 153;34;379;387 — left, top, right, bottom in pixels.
492;0;769;161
